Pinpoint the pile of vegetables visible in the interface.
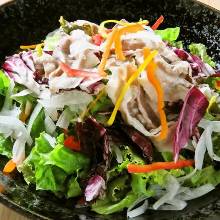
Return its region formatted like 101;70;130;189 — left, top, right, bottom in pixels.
0;15;219;218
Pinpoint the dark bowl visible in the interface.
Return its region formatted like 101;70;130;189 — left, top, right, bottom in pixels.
0;0;220;219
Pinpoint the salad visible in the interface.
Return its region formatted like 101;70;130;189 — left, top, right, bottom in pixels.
0;15;220;217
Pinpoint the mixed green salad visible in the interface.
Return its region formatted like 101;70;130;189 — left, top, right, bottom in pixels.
0;16;220;217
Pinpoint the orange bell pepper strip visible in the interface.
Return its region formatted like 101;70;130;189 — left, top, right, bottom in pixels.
144;48;168;140
114;24;144;61
98;28;118;76
151;15;164;30
127;160;194;173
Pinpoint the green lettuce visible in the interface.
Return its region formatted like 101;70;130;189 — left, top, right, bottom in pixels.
93;144;189;215
131;168;184;198
92;191;138;215
189;43;216;67
108;174;130;202
0;135;13;158
155;27;180;43
0;70;10;96
107;146;144;180
66;176;82;198
170;40;183;49
92;146;144;214
18;133;90;197
186;166;220;187
30;109;46;139
0;70;10;109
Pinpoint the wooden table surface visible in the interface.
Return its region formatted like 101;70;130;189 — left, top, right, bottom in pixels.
0;0;219;219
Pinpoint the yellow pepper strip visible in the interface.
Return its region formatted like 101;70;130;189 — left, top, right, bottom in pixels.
98;28;118;76
20;43;44;50
144;48;168;140
107;50;158;126
80;89;106;120
115;24;144;61
3;159;16;174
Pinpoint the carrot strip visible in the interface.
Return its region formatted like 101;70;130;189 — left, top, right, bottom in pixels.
115;24;144;61
127;160;194;173
3;160;16;174
151;15;164;30
144;48;168;140
99;19;149;38
98;28;118;76
59;62;100;78
107;50;158;126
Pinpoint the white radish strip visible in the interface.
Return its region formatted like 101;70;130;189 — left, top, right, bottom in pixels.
44;115;56;135
153;175;180;210
194;131;206;170
12;138;26;165
158;199;187;210
127;200;148;218
0;116;32;145
176;184;215;201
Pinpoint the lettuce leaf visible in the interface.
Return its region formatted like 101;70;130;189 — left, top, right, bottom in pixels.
35;165;67;192
0;70;10;96
108;175;130;202
30;109;46;139
66;176;82;198
92;191;138;215
18;132;90;197
92;146;144;214
0;70;10;109
46;143;90;175
186;166;220;187
131;169;184;198
170;41;183;49
107;145;144;180
189;43;216;67
0;134;13;158
155;27;180;43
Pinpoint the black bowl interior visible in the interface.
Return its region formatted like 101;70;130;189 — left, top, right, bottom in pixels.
0;0;220;219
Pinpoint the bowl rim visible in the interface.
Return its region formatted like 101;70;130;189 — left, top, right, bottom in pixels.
0;192;50;220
